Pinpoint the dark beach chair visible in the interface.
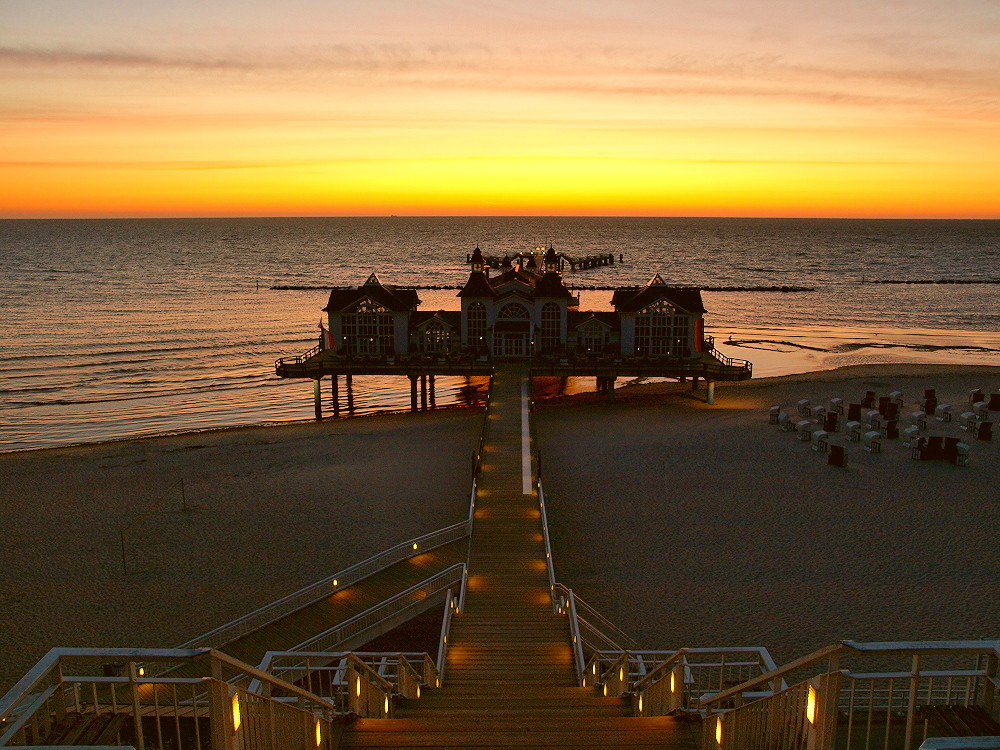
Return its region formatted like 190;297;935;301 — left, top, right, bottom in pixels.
924;388;936;400
878;396;891;415
861;390;876;409
927;436;944;460
970;388;984;405
976;421;993;441
884;420;899;440
943;437;960;463
847;403;862;421
885;402;899;420
823;412;839;432
923;396;938;414
828;445;847;467
989;393;1000;411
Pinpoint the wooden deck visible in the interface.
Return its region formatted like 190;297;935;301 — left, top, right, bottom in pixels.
340;364;700;748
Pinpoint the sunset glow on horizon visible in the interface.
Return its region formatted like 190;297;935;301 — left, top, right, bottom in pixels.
2;0;999;219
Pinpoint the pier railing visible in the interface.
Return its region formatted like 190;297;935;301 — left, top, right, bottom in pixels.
699;640;1000;750
0;648;336;749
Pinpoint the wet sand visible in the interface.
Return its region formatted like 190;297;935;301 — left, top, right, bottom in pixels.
2;364;998;694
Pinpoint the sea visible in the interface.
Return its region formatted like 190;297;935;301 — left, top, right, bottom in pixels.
2;216;999;452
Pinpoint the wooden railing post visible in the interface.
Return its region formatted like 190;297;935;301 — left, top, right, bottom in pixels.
207;677;233;750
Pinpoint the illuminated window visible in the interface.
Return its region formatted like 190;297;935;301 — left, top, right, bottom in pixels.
467;302;487;345
539;302;562;352
634;300;687;356
342;300;394;354
423;321;452;353
497;302;530;321
576;320;609;353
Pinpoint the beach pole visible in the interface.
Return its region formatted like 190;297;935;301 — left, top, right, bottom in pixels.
313;378;322;420
332;374;340;417
410;375;418;412
429;374;436;408
420;375;428;410
346;375;354;412
707;380;715;405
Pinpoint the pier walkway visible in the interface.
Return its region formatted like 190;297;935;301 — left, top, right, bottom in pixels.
341;364;699;748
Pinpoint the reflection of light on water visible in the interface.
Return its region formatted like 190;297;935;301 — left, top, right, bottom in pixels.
711;324;1000;378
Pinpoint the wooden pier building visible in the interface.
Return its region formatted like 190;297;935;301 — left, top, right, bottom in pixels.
275;248;752;415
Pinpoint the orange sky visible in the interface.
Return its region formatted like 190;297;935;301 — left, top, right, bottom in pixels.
2;1;999;218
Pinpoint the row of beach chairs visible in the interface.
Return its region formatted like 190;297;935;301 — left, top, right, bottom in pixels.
770;386;997;467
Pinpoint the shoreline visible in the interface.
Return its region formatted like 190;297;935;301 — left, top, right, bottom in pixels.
6;362;1000;456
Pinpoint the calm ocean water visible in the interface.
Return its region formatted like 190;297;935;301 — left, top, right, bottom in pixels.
2;217;999;451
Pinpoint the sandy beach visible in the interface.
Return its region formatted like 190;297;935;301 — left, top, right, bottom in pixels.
0;409;481;692
2;364;998;694
538;364;1000;664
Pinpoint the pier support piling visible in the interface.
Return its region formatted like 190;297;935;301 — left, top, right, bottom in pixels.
707;380;716;405
346;375;354;412
420;374;428;410
409;375;418;412
607;377;616;402
332;374;340;417
691;375;699;391
313;378;322;421
429;374;436;408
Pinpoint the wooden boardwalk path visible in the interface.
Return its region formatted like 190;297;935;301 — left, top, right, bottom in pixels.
341;364;700;748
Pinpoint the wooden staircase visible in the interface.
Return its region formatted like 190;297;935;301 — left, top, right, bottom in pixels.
340;364;700;748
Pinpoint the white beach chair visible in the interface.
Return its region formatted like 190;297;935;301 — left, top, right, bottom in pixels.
797;419;816;441
911;411;927;430
902;426;920;447
797;398;811;416
828;397;844;414
810;405;826;420
973;401;989;420
935;404;952;422
769;405;781;425
959;412;977;431
845;421;863;442
969;388;984;407
864;409;882;431
863;430;882;453
811;430;829;452
777;412;793;431
889;390;903;407
955;442;970;467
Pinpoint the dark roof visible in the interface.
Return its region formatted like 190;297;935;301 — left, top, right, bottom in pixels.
457;271;496;298
411;310;461;328
489;268;540;289
569;311;619;330
533;271;575;299
610;278;706;314
469;246;486;266
323;274;420;312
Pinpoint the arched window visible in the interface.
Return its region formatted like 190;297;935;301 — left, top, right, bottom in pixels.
577;320;609;353
634;300;687;356
423;321;451;353
467;302;487;345
539;302;562;352
497;302;530;321
342;300;394;354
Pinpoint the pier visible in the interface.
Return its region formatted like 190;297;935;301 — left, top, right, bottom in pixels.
467;246;617;273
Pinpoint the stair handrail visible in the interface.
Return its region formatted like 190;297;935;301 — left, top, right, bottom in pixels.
701;640;1000;710
177;521;470;651
275;343;321;370
286;563;467;654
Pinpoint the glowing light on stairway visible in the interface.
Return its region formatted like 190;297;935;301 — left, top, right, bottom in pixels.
638;694;643;714
231;694;241;732
619;666;624;682
603;684;608;696
416;685;421;699
356;677;361;697
670;671;676;694
716;716;723;746
412;543;418;551
806;685;816;724
384;696;390;714
315;719;322;747
332;579;338;589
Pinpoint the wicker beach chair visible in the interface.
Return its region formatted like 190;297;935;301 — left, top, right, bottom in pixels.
828;444;848;467
863;430;881;453
934;404;952;422
811;430;829;452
